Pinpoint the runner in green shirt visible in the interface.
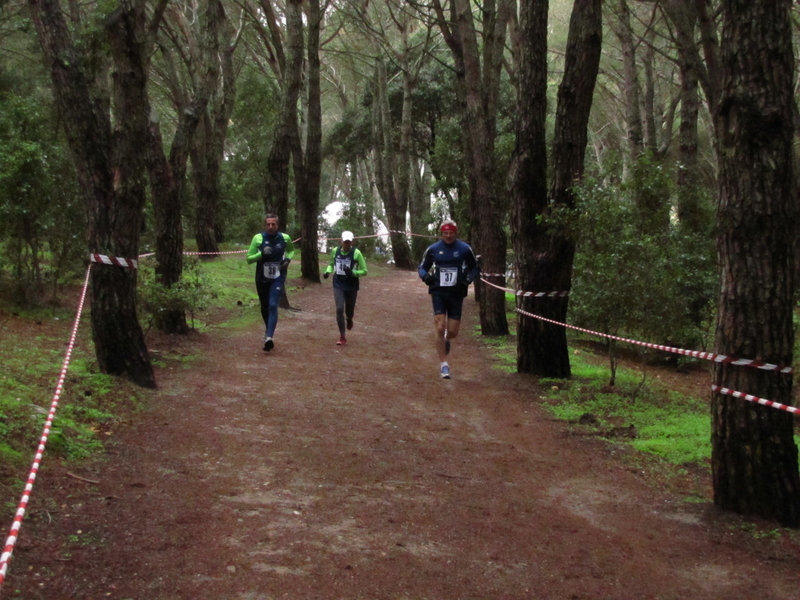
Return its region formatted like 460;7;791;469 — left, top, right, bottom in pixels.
323;231;367;346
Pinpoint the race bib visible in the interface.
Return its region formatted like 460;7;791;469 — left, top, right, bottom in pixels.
263;261;281;279
439;267;458;287
335;258;352;275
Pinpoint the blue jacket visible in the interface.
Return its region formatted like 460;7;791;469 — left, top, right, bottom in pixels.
418;239;480;297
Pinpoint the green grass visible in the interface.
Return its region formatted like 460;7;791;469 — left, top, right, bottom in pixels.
476;321;712;467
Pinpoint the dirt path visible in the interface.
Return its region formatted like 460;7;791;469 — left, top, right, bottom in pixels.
5;267;800;599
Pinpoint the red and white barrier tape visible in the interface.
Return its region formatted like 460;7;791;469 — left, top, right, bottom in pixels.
386;229;438;239
138;249;247;259
89;253;138;269
0;265;92;591
480;277;570;299
514;306;792;373
711;385;799;414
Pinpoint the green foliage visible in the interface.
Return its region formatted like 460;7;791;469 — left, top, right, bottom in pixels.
568;159;716;370
322;194;383;258
477;321;712;467
136;258;214;331
0;324;143;467
0;69;84;306
323;105;373;163
541;350;712;465
220;67;281;243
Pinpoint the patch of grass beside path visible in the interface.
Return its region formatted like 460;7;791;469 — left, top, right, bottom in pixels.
474;325;712;468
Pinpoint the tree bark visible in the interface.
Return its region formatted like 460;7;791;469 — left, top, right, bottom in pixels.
195;11;238;253
661;0;705;233
148;0;221;334
712;0;800;526
264;0;303;225
512;0;601;377
296;0;322;282
371;59;415;269
433;0;510;335
29;0;155;388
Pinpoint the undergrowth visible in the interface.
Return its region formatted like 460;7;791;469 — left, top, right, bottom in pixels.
0;245;270;485
476;316;713;468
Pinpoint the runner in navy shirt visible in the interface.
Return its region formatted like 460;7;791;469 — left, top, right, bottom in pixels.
418;220;480;379
246;214;295;351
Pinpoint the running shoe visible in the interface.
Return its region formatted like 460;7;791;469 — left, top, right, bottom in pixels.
346;317;354;330
440;364;451;379
336;336;347;346
264;337;274;351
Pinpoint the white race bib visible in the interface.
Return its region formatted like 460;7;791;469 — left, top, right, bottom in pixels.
335;258;352;275
439;267;458;287
263;261;281;279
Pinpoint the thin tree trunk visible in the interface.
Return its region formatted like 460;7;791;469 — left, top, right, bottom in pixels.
148;0;221;334
372;59;414;269
297;0;322;282
264;0;303;224
449;0;509;335
196;16;238;252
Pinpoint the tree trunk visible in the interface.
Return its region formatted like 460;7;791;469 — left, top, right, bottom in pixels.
29;0;155;388
448;0;509;335
513;0;601;377
297;0;322;282
264;0;304;224
712;0;800;527
372;59;414;269
195;17;238;253
148;0;221;334
409;160;432;262
661;0;705;233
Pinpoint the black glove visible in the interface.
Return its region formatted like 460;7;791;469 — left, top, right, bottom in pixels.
261;245;273;257
323;272;330;279
343;266;354;278
423;273;436;286
280;258;290;275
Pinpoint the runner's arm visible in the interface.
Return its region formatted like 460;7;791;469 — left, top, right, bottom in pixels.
246;234;264;264
418;246;434;280
464;245;480;284
282;233;296;260
353;250;367;277
323;247;337;275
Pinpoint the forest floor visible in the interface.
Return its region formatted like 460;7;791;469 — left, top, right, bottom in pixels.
2;264;800;600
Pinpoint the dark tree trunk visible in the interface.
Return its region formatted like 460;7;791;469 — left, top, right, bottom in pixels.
195;18;237;253
29;0;155;388
297;0;322;282
148;0;222;334
371;59;415;270
439;0;509;335
512;0;601;377
662;0;705;233
511;0;549;366
409;161;432;262
147;121;189;334
712;0;800;527
264;0;303;225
